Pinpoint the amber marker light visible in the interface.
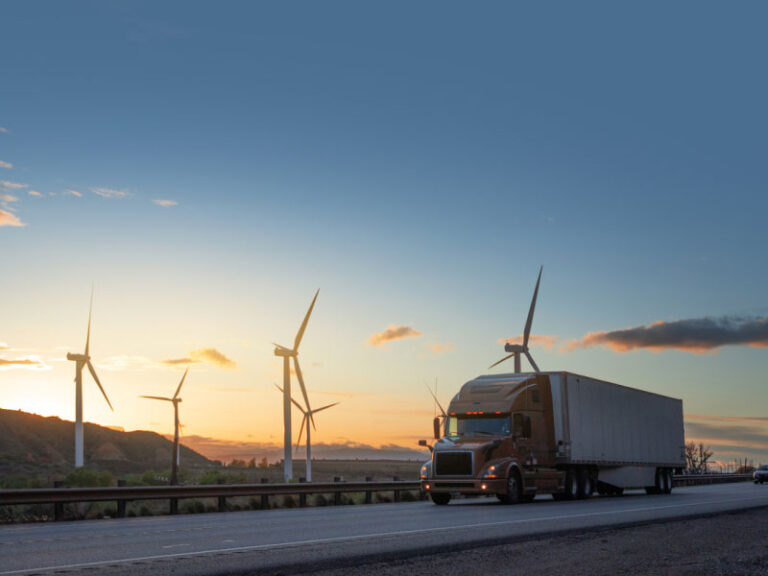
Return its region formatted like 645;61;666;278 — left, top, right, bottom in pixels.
425;484;431;490
481;483;488;490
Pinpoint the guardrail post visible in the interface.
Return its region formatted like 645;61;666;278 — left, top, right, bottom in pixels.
260;478;269;509
170;494;178;515
117;480;127;518
53;481;64;521
299;478;307;507
334;477;342;506
365;477;372;504
217;478;227;512
393;476;400;503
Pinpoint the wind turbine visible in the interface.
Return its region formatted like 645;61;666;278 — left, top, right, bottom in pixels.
489;266;543;373
66;290;113;468
426;382;447;424
139;368;188;485
273;289;318;482
274;384;338;483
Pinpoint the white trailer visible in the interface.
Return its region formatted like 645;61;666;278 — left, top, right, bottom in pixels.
550;372;685;491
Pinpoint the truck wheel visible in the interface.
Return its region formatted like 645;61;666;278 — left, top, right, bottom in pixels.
565;470;579;500
662;469;673;494
579;469;593;499
500;472;522;505
430;493;451;505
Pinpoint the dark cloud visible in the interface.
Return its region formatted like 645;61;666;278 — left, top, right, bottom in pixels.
367;325;423;347
563;316;768;354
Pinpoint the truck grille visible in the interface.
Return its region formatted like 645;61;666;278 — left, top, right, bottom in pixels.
435;451;473;476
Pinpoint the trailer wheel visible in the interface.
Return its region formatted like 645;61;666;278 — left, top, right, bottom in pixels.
565;470;579;500
430;493;451;505
579;469;593;499
499;471;522;505
662;469;673;494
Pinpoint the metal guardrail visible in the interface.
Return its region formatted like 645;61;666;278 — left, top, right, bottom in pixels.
0;474;754;521
0;480;421;520
673;473;753;486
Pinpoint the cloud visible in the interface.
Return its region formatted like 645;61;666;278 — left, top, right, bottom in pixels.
152;199;177;207
63;189;83;197
162;347;236;369
683;413;768;465
0;209;25;227
0;356;48;371
0;180;27;190
91;187;131;199
498;334;558;350
0;160;12;169
562;316;768;354
0;343;8;350
178;435;427;463
28;190;42;197
0;193;19;204
96;355;160;372
430;343;455;355
0;126;8;134
367;325;423;347
162;357;201;366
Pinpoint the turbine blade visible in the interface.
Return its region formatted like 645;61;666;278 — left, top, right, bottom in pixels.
87;360;113;411
85;286;94;356
425;384;447;418
273;383;284;393
293;289;319;351
293;357;315;429
173;368;189;399
290;395;306;413
489;352;516;369
139;395;174;401
311;402;339;414
524;350;540;373
295;414;307;455
523;266;543;348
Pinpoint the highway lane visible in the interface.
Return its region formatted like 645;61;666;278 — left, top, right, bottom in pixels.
1;483;766;575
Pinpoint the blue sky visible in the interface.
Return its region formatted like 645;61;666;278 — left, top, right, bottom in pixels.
1;2;767;466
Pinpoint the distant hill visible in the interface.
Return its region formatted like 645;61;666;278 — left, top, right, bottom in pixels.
0;409;215;479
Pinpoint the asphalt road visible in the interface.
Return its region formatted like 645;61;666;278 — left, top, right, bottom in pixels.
1;483;766;576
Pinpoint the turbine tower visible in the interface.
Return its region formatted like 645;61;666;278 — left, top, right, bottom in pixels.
273;289;318;482
489;266;543;373
66;290;113;468
275;384;338;483
139;368;188;485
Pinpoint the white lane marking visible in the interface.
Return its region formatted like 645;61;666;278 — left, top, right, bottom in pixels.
1;494;765;576
160;543;190;549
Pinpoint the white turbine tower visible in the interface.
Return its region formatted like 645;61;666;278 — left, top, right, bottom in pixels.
275;384;338;483
273;289;318;482
66;290;113;468
139;368;188;486
490;266;543;373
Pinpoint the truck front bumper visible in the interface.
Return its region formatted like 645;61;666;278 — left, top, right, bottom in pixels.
421;478;507;495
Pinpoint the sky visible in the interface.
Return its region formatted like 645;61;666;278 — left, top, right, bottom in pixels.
1;1;767;468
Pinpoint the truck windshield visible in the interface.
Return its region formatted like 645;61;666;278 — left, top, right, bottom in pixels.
449;415;510;437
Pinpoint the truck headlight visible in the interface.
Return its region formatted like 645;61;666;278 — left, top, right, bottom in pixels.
482;464;498;479
420;463;431;479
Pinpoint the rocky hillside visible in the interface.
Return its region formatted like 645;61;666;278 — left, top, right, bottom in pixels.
0;408;215;478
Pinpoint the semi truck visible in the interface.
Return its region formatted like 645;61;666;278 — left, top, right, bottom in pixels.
420;371;685;504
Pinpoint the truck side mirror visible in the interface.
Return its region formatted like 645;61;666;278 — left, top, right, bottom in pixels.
418;439;433;452
433;417;441;440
